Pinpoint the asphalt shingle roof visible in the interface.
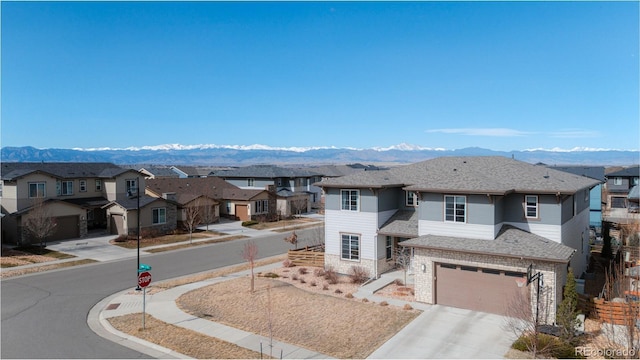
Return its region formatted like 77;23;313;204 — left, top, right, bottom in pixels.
402;225;575;263
319;156;601;195
146;177;238;200
213;165;321;179
378;210;419;238
606;166;640;178
222;188;266;201
1;162;129;180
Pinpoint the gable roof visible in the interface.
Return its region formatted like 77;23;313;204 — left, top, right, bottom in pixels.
213;165;320;179
1;162;131;181
222;188;267;201
146;177;238;200
139;166;180;178
549;166;606;182
171;165;210;177
378;210;419;238
402;225;575;263
319;156;601;195
102;195;171;211
606;166;640;178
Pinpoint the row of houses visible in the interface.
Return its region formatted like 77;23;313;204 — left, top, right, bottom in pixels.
0;162;356;244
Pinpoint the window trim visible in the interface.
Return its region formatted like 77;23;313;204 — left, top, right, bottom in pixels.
341;189;359;211
79;179;87;192
444;195;466;223
613;177;622;186
406;191;419;207
247;178;255;187
28;182;46;198
385;236;393;260
95;179;102;191
341;233;360;261
59;180;74;196
525;195;539;219
126;179;137;195
254;199;269;214
152;207;167;224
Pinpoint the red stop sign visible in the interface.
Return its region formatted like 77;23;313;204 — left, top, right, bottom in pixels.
138;271;152;288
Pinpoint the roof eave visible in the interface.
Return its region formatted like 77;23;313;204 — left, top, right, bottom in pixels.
402;243;573;264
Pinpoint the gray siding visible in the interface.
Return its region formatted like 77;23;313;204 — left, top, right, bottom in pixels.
467;194;494;225
324;187;378;213
421;193;442;221
502;194;562;225
379;187;402;212
226;178;272;189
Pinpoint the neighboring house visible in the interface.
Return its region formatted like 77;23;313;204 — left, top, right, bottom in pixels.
550;166;605;229
102;194;178;238
222;188;272;222
604;166;640;217
316;156;600;320
145;177;233;226
139;166;180;179
171;165;210;178
628;185;639;213
0;162;176;244
212;165;323;213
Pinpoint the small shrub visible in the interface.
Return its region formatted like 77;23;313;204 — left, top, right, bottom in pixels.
298;267;308;275
114;235;128;243
310;281;316;287
242;220;259;227
282;259;293;268
349;266;369;284
324;266;338;284
345;293;354;299
299;278;306;284
362;298;369;303
380;301;389;306
314;268;325;277
322;284;329;290
292;274;298;281
403;304;413;310
393;279;404;286
334;289;343;294
263;272;279;278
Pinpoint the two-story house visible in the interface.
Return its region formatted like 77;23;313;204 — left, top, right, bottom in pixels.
212;165;324;217
317;156;600;320
604;166;640;221
550;166;605;229
1;162;177;244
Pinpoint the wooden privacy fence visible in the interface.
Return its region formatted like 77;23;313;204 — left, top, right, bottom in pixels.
287;245;324;267
578;295;640;326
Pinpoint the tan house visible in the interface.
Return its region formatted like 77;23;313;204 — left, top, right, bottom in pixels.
222;188;272;222
102;195;177;237
0;162;178;244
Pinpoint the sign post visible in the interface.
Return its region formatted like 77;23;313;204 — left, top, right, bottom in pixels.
137;266;152;329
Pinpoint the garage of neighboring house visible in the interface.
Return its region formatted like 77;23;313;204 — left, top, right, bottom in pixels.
50;215;80;241
434;262;526;316
110;214;124;235
235;204;249;222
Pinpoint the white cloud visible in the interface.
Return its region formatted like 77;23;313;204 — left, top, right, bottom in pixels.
425;128;532;137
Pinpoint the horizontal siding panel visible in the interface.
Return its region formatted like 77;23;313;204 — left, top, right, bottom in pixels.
325;209;378;260
505;222;562;243
419;220;495;240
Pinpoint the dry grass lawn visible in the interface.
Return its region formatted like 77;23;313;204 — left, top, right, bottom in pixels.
177;276;420;359
109;313;266;359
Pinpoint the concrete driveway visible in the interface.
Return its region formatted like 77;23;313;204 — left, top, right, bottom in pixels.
368;305;516;359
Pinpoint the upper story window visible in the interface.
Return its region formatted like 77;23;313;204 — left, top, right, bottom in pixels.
633;177;639;186
613;177;622;186
126;179;137;195
444;195;466;223
341;233;360;261
79;180;87;192
247;178;255;187
341;189;359;211
29;182;46;198
57;180;73;196
95;179;102;191
152;208;166;224
406;191;419;207
525;195;538;218
277;178;282;186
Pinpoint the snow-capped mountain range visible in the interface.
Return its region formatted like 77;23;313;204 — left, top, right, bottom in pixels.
1;144;638;166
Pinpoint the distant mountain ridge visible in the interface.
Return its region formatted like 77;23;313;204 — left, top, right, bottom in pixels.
1;145;638;166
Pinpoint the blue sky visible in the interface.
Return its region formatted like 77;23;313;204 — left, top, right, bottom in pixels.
2;1;638;152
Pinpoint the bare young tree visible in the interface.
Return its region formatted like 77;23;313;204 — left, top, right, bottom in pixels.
290;195;308;217
395;246;412;286
283;231;298;249
503;283;553;358
183;200;201;244
24;198;57;247
242;240;259;293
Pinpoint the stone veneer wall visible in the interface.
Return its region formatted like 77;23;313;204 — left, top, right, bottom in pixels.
325;254;397;279
411;248;563;324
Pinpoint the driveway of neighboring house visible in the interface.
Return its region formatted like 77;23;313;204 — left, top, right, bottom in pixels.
368;304;516;359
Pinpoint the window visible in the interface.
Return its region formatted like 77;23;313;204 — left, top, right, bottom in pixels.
341;189;359;211
525;195;538;218
385;236;393;260
634;177;639;186
29;182;46;198
277;178;282;186
341;233;359;260
445;195;466;222
126;179;137;194
79;180;87;192
247;178;255;187
406;191;419;206
152;208;166;224
58;181;73;196
254;199;269;214
95;179;102;191
613;177;622;185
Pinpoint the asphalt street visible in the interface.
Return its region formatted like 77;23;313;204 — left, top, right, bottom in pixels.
1;230;301;359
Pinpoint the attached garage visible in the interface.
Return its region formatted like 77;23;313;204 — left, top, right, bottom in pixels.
435;263;526;316
235;204;249;221
50;215;80;241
